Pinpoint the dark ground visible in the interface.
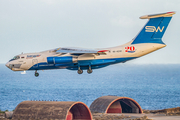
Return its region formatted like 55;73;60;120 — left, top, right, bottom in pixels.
0;107;180;120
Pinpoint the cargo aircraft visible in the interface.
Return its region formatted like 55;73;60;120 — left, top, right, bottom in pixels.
6;12;175;77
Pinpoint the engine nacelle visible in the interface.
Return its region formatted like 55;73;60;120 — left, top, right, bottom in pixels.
47;56;77;64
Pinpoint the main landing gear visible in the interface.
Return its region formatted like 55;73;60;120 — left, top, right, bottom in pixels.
35;70;39;77
87;65;92;74
77;66;83;74
77;65;93;74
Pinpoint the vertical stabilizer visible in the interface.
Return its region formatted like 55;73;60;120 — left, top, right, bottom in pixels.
131;12;175;44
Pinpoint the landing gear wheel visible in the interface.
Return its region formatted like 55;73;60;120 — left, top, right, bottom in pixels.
77;65;83;74
77;69;83;74
87;69;93;74
35;71;39;77
87;64;93;74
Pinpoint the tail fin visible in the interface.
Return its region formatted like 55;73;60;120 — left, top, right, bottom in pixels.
131;12;175;44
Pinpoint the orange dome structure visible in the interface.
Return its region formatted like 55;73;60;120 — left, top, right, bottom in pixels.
12;101;92;120
90;96;142;114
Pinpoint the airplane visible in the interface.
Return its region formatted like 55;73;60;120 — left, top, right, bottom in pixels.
5;12;175;77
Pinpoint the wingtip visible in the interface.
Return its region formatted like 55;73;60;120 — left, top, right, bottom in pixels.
167;11;176;14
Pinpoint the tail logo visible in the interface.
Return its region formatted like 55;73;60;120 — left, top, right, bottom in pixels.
145;26;164;32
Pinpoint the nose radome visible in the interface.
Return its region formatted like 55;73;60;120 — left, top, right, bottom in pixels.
5;63;9;68
5;63;11;69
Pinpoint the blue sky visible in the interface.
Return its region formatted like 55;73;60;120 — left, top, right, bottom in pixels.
0;0;180;64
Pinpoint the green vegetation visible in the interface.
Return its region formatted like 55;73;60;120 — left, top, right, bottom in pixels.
0;109;8;113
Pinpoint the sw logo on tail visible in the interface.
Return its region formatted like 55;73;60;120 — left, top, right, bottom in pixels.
6;12;175;77
145;26;164;32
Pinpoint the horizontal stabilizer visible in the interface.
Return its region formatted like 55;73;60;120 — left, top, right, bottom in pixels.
140;12;175;19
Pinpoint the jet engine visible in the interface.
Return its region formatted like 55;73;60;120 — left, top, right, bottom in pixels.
47;56;77;64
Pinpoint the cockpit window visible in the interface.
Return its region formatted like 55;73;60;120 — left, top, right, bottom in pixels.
13;56;20;60
9;55;21;62
9;56;20;62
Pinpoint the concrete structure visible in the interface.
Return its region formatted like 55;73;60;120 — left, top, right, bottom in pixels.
5;111;13;119
90;96;142;114
12;101;92;120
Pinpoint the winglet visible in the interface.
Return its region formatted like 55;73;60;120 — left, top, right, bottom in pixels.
140;11;176;19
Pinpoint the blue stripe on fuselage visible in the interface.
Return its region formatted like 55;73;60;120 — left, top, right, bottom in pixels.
28;57;137;70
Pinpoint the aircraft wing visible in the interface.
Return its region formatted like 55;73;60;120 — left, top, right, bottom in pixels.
54;47;109;54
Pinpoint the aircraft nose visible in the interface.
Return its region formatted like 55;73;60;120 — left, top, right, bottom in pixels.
5;62;11;69
5;63;9;68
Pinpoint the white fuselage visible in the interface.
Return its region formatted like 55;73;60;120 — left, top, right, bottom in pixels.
5;43;166;71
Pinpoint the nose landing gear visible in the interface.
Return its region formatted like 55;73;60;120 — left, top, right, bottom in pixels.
35;70;39;77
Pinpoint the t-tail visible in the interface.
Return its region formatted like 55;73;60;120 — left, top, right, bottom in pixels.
131;12;175;45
